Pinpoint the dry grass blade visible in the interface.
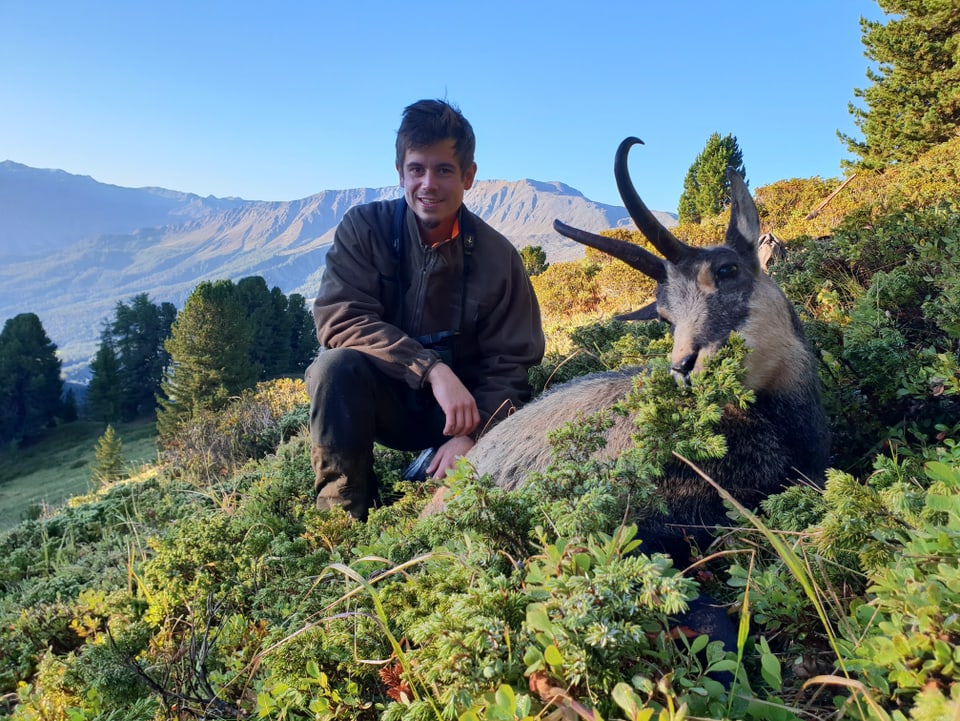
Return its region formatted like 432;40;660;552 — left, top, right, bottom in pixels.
802;675;891;721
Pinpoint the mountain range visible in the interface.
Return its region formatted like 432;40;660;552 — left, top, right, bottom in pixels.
0;160;677;381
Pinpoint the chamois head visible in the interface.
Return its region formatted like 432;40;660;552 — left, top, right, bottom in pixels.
555;137;806;394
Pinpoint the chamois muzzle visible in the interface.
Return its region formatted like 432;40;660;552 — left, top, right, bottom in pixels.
671;351;699;385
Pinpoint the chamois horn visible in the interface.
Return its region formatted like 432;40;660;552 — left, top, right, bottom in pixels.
615;137;692;263
552;218;667;282
552;136;697;281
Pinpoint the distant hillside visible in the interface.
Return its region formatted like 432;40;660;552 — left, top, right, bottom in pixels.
0;161;677;381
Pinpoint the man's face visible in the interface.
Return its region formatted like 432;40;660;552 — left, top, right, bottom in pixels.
397;139;477;242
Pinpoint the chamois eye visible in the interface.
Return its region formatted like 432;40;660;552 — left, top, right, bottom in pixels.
715;263;739;281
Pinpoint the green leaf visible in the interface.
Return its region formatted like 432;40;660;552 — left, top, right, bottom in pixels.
524;646;545;675
544;643;564;667
483;685;518;720
573;552;592;572
760;650;783;691
526;603;553;634
689;634;709;655
308;697;331;714
926;493;960;514
706;659;739;673
925;461;960;486
612;682;654;721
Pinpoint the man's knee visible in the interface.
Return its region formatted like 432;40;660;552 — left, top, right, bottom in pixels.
307;348;380;446
305;347;373;400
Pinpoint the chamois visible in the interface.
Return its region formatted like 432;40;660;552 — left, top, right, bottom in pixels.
450;137;831;569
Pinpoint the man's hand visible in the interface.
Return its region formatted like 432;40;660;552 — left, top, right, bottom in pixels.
426;362;480;437
427;435;476;479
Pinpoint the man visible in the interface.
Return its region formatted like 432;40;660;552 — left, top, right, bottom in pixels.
306;99;545;520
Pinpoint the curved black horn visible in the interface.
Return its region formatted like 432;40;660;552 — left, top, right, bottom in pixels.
615;137;691;263
553;219;667;283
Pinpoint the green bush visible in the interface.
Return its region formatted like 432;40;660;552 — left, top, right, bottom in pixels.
773;208;960;472
840;460;960;719
158;377;308;481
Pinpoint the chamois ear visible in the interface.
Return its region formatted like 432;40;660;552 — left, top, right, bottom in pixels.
725;168;761;276
615;301;659;321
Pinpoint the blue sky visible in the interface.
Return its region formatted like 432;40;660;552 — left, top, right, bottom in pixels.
1;1;883;214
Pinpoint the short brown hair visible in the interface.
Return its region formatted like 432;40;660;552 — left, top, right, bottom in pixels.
395;99;476;176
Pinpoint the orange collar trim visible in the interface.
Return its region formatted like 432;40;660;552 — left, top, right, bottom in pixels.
425;216;460;249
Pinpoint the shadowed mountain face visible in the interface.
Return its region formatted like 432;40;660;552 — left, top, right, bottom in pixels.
0;161;676;380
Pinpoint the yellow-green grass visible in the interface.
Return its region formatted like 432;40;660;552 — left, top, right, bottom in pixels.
0;418;158;532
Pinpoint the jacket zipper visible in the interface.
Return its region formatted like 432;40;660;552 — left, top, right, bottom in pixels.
410;249;435;335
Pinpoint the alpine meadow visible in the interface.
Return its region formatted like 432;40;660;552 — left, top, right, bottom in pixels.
2;3;960;720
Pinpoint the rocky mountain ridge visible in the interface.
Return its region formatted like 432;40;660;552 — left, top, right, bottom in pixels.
0;161;677;380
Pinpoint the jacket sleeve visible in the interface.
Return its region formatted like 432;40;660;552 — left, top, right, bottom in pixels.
313;207;440;388
469;248;546;435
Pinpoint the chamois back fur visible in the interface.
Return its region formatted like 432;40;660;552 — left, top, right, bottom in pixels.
439;138;831;566
470;367;638;491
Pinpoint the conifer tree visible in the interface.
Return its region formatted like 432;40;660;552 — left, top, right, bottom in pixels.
61;388;78;423
0;313;64;444
842;2;960;169
268;285;294;375
236;277;292;379
286;293;319;371
677;133;746;224
91;424;124;486
520;245;549;276
111;293;177;419
157;280;256;437
87;330;124;424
